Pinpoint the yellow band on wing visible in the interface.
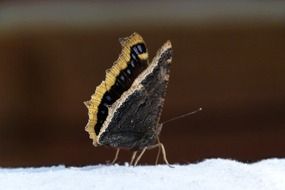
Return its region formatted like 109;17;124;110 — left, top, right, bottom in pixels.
85;32;148;145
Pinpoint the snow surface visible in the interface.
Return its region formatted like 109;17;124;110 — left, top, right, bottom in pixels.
1;159;285;190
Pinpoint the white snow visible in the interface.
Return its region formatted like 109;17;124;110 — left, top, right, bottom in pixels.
1;159;285;190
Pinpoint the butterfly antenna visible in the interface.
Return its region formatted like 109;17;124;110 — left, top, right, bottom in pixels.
162;107;202;126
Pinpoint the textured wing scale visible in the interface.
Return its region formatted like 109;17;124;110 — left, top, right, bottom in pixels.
98;41;172;150
85;33;149;145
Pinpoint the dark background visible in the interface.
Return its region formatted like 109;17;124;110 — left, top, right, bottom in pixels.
0;1;284;167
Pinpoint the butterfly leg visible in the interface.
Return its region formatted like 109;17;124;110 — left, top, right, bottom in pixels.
140;143;161;165
158;142;171;167
145;141;171;167
129;151;137;165
134;147;147;166
111;148;120;164
155;144;161;165
131;140;171;166
133;143;161;166
154;136;162;165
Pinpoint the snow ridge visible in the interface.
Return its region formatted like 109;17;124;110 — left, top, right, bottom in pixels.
0;159;284;190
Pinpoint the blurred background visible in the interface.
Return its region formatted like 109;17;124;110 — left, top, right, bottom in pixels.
0;1;285;167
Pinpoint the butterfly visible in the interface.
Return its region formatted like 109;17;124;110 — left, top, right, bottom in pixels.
84;33;172;165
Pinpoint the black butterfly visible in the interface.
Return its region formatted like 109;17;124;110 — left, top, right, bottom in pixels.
85;33;172;165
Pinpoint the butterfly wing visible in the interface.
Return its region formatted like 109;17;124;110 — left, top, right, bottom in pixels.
85;33;149;146
98;41;172;150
